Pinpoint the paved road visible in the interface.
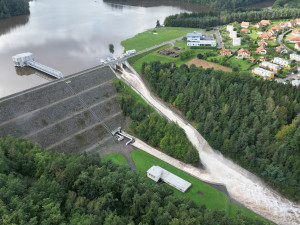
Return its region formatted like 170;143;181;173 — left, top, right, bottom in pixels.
276;69;300;83
277;29;295;53
214;27;224;49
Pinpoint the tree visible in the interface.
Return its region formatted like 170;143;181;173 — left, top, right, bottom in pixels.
109;44;114;54
156;20;161;27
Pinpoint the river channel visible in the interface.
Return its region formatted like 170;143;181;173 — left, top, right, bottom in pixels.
0;0;208;98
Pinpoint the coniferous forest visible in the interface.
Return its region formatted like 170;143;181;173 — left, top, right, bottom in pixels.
142;62;300;202
0;0;29;20
0;136;272;225
164;8;300;28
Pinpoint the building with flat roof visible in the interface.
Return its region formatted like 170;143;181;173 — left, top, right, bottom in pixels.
147;166;192;193
290;53;300;62
186;32;216;47
252;67;275;80
233;37;241;46
260;61;280;72
273;57;291;68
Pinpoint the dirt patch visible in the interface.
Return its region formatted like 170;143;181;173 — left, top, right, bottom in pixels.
197;191;204;196
186;58;232;72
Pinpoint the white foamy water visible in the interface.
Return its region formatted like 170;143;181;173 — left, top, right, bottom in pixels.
118;65;300;225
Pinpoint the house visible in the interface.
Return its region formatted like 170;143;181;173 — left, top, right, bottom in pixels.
220;48;232;56
271;25;284;31
273;57;292;68
260;32;271;39
289;37;300;43
237;48;251;59
280;22;288;28
253;23;262;29
241;28;250;33
250;57;256;63
291;80;300;87
276;46;288;54
227;25;234;32
229;30;237;38
147;166;192;193
241;22;250;28
295;43;300;51
269;29;277;36
186;32;216;47
292;29;300;36
252;67;275;79
294;18;300;25
258;39;268;46
256;46;267;54
260;20;271;26
288;20;297;27
260;61;280;72
233;37;241;46
290;53;300;62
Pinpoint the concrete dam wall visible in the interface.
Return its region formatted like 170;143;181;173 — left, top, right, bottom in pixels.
0;67;128;153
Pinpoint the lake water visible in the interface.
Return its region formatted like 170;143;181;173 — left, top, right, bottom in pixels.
0;0;204;98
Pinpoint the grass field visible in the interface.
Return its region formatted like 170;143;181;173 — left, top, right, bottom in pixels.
131;149;272;223
187;58;232;72
121;28;188;52
227;56;253;71
101;153;128;166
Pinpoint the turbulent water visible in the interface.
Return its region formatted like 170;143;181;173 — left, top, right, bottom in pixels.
118;66;300;225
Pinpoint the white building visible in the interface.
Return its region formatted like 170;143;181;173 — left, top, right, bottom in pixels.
227;25;234;32
273;57;292;67
233;37;241;46
229;31;237;38
126;49;136;55
291;80;300;87
261;61;280;72
147;166;192;193
252;67;275;79
290;53;300;62
186;33;216;47
12;53;34;67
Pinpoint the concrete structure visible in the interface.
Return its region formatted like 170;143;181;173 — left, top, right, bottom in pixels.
12;53;63;79
256;46;267;55
126;49;136;55
241;22;250;28
290;53;300;62
233;37;241;46
252;67;275;79
260;61;280;72
291;80;300;87
229;31;237;38
253;23;262;29
186;32;216;47
147;166;192;192
260;20;271;26
220;48;232;56
226;25;234;32
273;57;291;68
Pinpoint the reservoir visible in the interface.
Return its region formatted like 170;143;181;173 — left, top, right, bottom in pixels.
0;0;199;98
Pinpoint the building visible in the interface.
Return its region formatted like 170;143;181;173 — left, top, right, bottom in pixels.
295;43;300;51
260;20;271;26
280;22;288;28
289;37;300;43
233;37;241;46
241;22;250;28
241;28;250;33
292;29;300;36
186;32;216;47
147;166;192;193
294;18;300;25
291;80;300;87
237;48;251;59
260;61;280;72
220;48;232;56
253;23;262;29
290;53;300;62
258;39;268;46
12;53;34;67
273;57;292;68
227;25;234;32
256;46;267;54
126;49;136;55
260;32;271;40
229;30;237;38
252;67;275;79
276;46;288;54
288;20;297;27
250;57;256;63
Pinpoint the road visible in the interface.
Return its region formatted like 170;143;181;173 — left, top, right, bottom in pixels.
214;27;224;49
115;62;300;225
277;29;295;53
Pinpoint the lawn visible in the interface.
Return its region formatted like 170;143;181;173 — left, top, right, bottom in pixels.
131;149;272;223
227;56;253;71
131;149;229;212
101;153;128;166
121;28;188;52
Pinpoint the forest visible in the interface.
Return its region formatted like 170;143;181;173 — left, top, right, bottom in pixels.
141;62;300;202
114;80;199;164
164;8;300;28
0;136;272;225
0;0;29;20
